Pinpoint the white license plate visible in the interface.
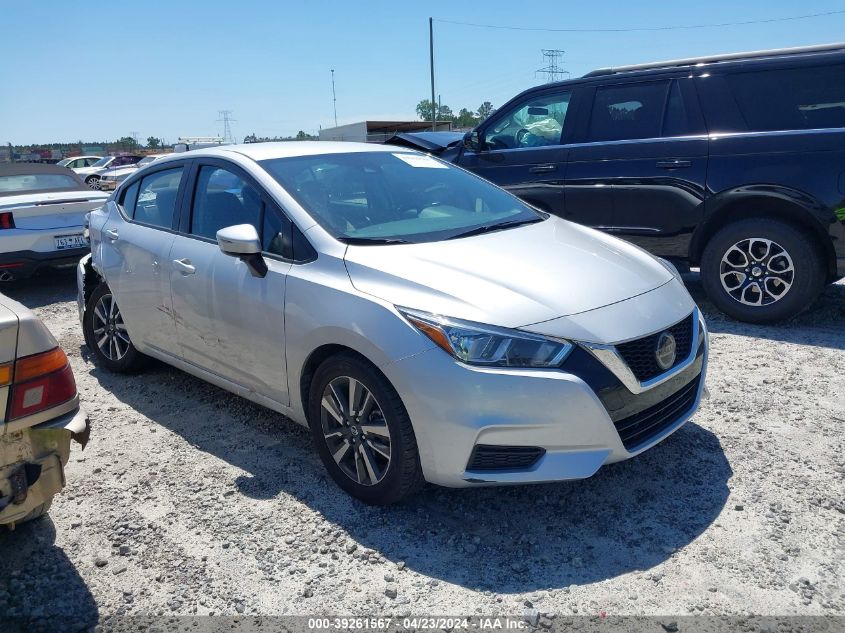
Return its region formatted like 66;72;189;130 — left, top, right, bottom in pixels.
54;234;88;250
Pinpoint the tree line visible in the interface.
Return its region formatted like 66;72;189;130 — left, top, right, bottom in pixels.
415;100;495;128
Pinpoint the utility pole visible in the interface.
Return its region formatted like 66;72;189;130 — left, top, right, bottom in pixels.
331;69;338;128
429;17;436;131
217;110;236;144
536;49;569;83
131;131;139;148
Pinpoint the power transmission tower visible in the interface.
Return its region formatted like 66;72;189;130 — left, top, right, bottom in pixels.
330;69;338;128
217;110;237;144
536;49;569;83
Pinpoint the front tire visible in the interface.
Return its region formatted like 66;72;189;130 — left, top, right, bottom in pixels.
85;176;100;190
701;218;825;323
83;282;148;372
307;353;424;505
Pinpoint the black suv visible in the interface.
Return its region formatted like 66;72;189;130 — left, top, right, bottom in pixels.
393;44;845;323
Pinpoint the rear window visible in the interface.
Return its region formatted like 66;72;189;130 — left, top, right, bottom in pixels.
0;173;82;195
725;64;845;131
588;81;670;142
131;167;184;229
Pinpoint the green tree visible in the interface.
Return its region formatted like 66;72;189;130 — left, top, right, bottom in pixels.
455;108;479;128
116;136;137;149
295;130;315;140
477;101;495;120
146;136;162;149
243;133;258;143
437;104;454;121
416;99;436;121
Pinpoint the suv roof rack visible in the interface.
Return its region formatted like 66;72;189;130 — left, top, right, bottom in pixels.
584;42;845;78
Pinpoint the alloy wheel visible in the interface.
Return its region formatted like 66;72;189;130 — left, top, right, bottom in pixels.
320;376;391;486
719;237;795;306
92;293;130;361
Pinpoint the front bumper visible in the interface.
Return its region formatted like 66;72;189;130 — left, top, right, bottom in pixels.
384;317;708;488
98;180;117;191
0;407;89;525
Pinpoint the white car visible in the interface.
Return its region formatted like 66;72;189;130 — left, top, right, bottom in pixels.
0;163;108;281
0;292;88;527
98;153;170;191
74;155;143;189
78;142;707;505
57;156;101;170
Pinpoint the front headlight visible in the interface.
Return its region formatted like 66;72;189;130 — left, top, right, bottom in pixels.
399;308;573;368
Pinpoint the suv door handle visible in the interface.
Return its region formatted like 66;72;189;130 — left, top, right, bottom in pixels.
104;228;119;240
173;258;196;275
656;159;692;169
529;164;557;173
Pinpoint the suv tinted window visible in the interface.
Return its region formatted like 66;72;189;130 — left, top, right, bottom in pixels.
190;166;263;240
484;91;571;149
725;64;845;131
588;81;670;142
134;167;184;228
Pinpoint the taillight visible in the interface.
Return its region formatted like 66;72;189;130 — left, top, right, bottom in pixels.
8;347;77;420
0;212;15;229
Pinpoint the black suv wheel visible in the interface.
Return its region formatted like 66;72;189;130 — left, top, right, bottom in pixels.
701;218;825;323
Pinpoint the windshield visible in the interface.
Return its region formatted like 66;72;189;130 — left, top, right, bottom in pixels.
91;157;112;167
259;152;542;243
138;156;159;166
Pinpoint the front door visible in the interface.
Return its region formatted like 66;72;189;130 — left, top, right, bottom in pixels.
169;161;291;405
98;164;186;354
457;88;574;215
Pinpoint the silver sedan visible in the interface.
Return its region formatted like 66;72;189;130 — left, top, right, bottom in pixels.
78;142;708;504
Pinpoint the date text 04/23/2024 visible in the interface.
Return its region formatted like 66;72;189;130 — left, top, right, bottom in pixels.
307;617;528;630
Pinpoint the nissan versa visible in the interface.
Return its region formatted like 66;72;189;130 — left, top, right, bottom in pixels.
78;142;708;504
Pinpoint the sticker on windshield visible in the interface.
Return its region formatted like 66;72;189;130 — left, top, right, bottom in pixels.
392;153;448;169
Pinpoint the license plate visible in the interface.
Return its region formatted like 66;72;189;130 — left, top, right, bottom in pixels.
54;234;88;250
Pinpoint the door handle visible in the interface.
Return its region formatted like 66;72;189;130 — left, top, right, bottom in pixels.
104;228;119;240
656;159;692;169
529;164;557;174
172;258;196;275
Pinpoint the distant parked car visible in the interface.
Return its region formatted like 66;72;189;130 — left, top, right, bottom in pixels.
0;163;109;281
74;155;144;190
390;43;845;324
0;292;88;527
79;142;707;505
98;154;170;191
57;156;101;170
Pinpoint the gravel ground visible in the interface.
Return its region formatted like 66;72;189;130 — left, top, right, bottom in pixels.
0;271;842;627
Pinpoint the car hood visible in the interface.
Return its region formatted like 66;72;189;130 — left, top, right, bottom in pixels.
343;216;674;329
384;132;466;155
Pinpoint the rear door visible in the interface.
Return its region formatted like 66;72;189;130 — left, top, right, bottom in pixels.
566;78;708;253
98;164;187;354
455;87;576;215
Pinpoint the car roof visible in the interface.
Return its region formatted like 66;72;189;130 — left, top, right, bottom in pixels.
0;162;88;196
164;141;406;163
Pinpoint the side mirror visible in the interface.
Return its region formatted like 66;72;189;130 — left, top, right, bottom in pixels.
217;224;267;277
463;130;481;152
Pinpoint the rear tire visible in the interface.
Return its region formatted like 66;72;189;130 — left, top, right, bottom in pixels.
307;353;424;505
701;218;825;323
83;282;149;373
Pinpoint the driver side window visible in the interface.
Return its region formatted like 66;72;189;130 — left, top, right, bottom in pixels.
483;91;572;150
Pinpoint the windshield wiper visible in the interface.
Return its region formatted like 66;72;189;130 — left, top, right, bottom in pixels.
446;217;543;240
337;236;410;245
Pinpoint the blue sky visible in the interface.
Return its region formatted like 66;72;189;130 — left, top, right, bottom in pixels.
3;0;845;144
